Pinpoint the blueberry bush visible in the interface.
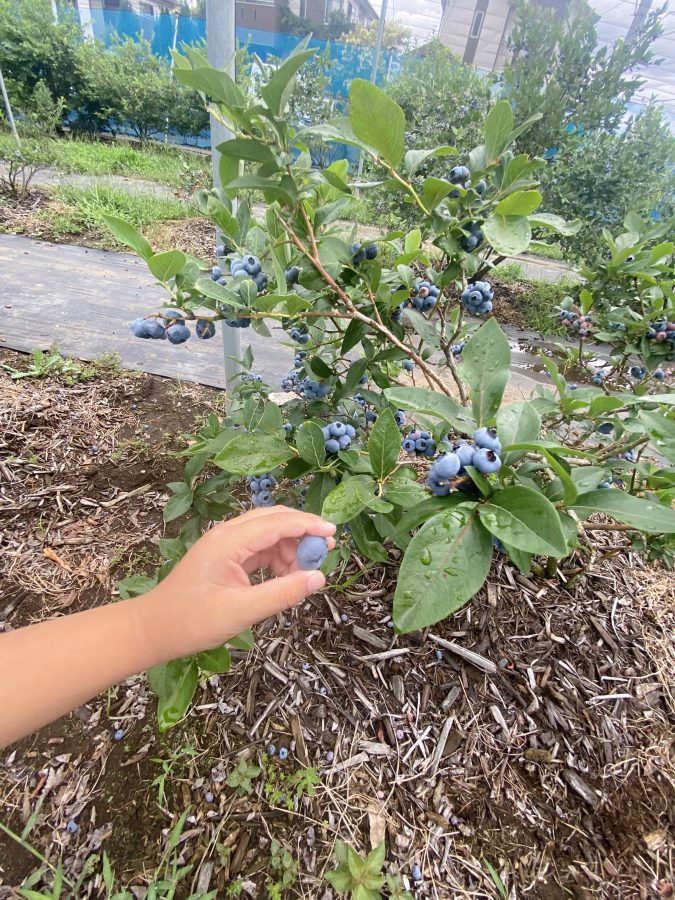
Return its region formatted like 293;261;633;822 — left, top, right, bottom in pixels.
108;41;675;729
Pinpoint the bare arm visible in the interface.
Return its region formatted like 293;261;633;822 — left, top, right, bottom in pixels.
0;508;335;748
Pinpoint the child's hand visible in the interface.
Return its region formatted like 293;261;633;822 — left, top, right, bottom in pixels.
137;508;336;660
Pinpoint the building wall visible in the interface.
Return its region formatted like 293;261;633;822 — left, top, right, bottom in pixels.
236;0;283;30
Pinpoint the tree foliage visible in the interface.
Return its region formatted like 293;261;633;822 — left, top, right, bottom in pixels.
339;19;413;51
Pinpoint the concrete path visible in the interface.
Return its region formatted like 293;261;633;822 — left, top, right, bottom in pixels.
1;233;556;395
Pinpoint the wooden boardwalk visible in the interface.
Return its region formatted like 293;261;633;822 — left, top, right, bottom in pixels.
0;234;289;389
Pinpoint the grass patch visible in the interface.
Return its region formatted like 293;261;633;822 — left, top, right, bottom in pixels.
42;184;194;238
0;132;209;188
493;261;577;334
525;241;565;261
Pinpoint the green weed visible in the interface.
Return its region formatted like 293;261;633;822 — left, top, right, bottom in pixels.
47;184;193;235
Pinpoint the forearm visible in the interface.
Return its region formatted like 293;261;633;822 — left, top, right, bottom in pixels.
0;593;164;749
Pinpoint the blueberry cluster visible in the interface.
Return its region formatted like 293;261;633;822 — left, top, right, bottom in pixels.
130;310;216;345
451;340;466;357
647;319;675;348
215;243;232;258
460;222;484;253
402;429;436;457
298;379;330;400
426;428;502;496
240;372;263;383
230;254;268;293
409;280;441;313
247;473;277;507
322;421;356;453
461;281;493;316
290;326;309;344
349;242;378;264
560;310;593;337
281;371;298;391
449;164;470;198
224;316;252;329
365;409;378;423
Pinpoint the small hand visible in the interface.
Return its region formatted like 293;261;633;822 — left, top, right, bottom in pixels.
139;507;336;659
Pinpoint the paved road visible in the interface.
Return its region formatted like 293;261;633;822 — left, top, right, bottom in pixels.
1;233;557;396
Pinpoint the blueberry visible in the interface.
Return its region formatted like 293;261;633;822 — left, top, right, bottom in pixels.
395;728;404;741
278;747;289;761
319;686;327;696
472;448;502;474
345;424;356;438
297;535;329;570
259;478;273;491
340;613;349;623
364;243;378;260
591;375;603;386
130;318;151;339
435;650;443;661
415;438;428;452
598;481;611;489
196;319;216;340
403;359;414;372
475;179;487;195
433;452;460;479
329;421;347;437
326;750;334;763
142;318;166;339
394;410;406;428
285;265;300;285
569;383;578;390
597;422;613;434
242;254;262;276
284;423;293;433
215;244;226;257
654;369;665;381
449;165;470;184
267;744;276;756
66;821;78;834
325;438;340;454
302;662;311;671
166;323;190;344
350;241;366;264
211;265;222;280
257;489;274;506
411;864;422;882
402;437;416;453
338;435;351;449
113;728;125;741
473;427;501;453
454;441;476;467
205;791;214;803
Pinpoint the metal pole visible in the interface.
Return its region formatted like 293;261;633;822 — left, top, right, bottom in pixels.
206;0;241;397
356;0;388;179
0;67;20;147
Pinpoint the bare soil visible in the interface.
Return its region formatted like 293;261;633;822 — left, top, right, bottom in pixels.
0;348;674;899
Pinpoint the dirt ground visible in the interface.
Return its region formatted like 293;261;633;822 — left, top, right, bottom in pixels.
0;347;673;899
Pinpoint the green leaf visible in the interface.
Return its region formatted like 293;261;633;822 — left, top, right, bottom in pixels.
383;470;428;507
502;542;532;576
461;318;511;426
404;145;456;176
394;507;492;633
368;408;401;480
303;473;336;515
101;214;153;260
148;658;198;731
148;250;187;283
174;66;246;109
497;401;541;465
261;47;315;115
295;421;327;467
401;308;440;348
198;646;232;674
227;629;254;651
216;138;278;165
570;467;607;493
117;575;156;600
349;79;405;167
404;229;422;253
571;490;675;534
421;176;453;210
383;386;474;433
164;482;193;522
322;475;374;524
195;277;244;308
479;486;568;557
349;513;389;563
528;213;581;236
483;214;532;256
213;433;294;476
484;100;513;162
494;190;542;217
639;410;675;463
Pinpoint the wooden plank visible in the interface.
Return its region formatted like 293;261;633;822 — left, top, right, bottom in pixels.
0;234;289;388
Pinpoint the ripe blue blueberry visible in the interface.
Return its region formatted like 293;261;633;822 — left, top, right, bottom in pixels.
285;265;300;285
113;728;125;741
338;435;351;449
297;535;329;570
454;441;476;467
569;383;578;390
167;323;190;344
475;179;487;195
330;421;347;437
242;254;262;276
142;318;166;339
435;650;443;661
364;243;378;260
205;791;215;803
598;481;611;489
325;438;340;454
66;821;78;834
196;319;216;340
403;359;414;372
345;424;356;438
284;423;293;433
350;242;366;264
473;427;501;452
472;448;502;474
130;318;150;339
340;613;349;623
597;422;613;434
267;744;276;756
394;410;406;428
402;437;416;453
449;165;470;184
278;747;289;761
433;452;461;479
591;374;603;386
211;265;222;280
319;686;327;696
630;366;646;379
411;864;422;882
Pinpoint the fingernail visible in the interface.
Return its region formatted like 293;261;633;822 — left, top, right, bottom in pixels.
307;571;325;592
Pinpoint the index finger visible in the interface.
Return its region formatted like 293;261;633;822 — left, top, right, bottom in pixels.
212;508;335;559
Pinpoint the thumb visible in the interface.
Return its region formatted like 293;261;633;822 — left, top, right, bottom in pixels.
246;569;325;621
